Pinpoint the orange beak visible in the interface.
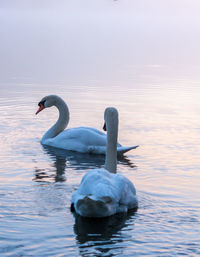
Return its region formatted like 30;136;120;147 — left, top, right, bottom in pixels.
36;105;45;115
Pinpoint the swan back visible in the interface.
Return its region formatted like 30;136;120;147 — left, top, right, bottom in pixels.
71;169;138;217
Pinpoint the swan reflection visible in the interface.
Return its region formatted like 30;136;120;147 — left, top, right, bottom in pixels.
34;145;105;183
73;210;137;256
33;145;136;183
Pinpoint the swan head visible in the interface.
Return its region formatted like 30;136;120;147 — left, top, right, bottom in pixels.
103;107;118;131
36;95;61;115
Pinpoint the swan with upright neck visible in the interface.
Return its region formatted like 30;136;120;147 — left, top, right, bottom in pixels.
71;107;138;217
36;95;139;155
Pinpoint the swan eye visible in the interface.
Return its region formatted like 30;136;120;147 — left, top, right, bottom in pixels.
38;100;46;107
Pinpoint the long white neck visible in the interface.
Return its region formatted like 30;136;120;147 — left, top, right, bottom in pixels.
105;113;118;174
42;97;69;142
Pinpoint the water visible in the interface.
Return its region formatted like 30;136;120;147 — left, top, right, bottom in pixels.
1;1;200;256
0;80;199;256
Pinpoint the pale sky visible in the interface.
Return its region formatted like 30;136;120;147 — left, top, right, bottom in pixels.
1;0;200;83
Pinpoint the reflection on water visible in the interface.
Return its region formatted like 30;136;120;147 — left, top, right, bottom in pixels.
73;210;137;256
42;144;105;170
33;145;105;183
33;145;137;183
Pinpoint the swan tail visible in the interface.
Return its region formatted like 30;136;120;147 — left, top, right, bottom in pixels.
74;196;113;218
88;145;139;155
117;145;139;156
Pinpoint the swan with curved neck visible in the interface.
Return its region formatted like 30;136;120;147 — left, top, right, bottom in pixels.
36;95;139;155
36;95;69;142
71;107;138;217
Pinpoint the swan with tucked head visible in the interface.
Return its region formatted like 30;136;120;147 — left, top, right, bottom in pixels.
71;107;138;217
36;95;139;155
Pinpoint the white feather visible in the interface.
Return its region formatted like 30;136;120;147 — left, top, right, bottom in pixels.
37;95;138;155
71;107;138;217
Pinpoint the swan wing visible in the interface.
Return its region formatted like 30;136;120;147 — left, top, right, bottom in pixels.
42;127;107;152
71;169;138;217
42;126;138;155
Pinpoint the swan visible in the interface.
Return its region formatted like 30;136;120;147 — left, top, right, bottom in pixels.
36;95;139;155
71;107;138;217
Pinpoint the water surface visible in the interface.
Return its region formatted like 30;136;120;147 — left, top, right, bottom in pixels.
0;80;199;256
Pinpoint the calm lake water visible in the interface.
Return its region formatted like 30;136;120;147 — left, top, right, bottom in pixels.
1;1;200;256
0;80;200;256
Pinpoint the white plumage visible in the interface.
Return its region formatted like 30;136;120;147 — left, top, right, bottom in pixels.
71;107;138;217
36;95;138;155
71;169;138;217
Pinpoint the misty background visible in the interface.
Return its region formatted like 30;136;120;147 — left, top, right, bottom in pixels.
1;0;200;85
